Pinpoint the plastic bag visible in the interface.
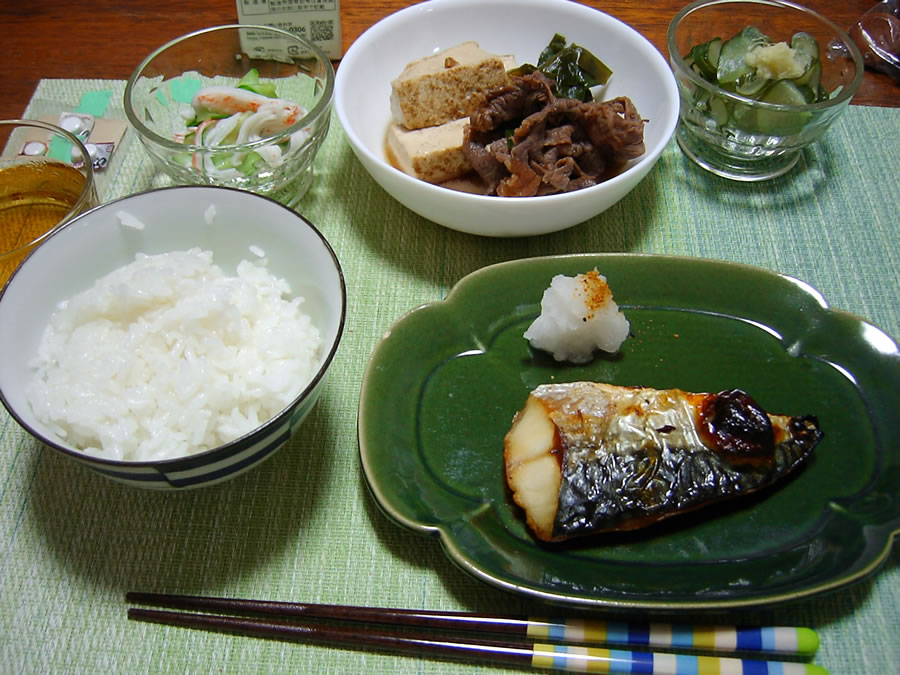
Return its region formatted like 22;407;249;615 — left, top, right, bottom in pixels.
850;0;900;81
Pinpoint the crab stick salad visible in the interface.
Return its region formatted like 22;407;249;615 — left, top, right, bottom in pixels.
175;69;311;179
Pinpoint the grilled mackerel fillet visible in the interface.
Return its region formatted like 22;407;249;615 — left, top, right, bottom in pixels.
504;382;822;542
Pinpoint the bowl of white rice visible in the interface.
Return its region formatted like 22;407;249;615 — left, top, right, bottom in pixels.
0;185;345;489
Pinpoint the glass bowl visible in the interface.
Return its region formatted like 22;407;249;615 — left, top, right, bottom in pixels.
668;0;863;181
1;119;99;284
124;25;334;206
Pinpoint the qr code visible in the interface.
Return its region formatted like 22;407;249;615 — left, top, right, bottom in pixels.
310;19;334;42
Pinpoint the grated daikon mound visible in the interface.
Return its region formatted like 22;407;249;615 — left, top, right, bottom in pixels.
524;269;629;364
26;248;322;461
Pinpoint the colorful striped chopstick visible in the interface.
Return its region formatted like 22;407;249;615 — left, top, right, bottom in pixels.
126;592;818;657
530;643;827;674
526;619;819;657
127;593;827;673
126;606;827;675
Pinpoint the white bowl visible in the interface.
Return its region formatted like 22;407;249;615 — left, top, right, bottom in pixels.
0;186;345;489
335;0;679;237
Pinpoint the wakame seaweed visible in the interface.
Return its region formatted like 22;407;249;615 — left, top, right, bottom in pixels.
510;33;613;102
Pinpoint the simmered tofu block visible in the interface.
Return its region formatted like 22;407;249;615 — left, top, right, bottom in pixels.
386;118;471;184
390;41;512;130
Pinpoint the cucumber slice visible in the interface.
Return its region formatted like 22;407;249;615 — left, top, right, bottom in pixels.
794;60;821;91
761;79;807;106
717;26;770;86
736;74;769;97
688;37;722;81
707;38;722;70
709;96;729;125
790;32;819;91
694;88;712;106
731;101;758;130
796;84;818;104
790;32;820;63
757;80;811;134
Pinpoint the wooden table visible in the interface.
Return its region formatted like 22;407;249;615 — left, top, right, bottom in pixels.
1;0;897;123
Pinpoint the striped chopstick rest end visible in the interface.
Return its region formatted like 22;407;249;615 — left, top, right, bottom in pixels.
530;643;828;674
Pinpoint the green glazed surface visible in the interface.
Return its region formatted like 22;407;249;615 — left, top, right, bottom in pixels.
358;254;900;610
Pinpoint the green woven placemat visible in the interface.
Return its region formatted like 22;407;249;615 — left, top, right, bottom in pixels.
1;79;897;674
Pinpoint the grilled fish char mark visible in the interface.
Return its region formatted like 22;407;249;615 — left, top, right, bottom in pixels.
503;382;822;542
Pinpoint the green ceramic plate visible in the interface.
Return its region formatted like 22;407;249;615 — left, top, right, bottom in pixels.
357;254;900;610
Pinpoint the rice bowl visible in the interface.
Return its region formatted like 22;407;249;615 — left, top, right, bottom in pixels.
0;186;345;489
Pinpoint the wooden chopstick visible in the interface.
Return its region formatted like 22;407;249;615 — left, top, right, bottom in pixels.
126;591;819;657
126;600;829;675
129;607;537;669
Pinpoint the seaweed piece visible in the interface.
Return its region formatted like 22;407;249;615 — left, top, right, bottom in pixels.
510;33;613;102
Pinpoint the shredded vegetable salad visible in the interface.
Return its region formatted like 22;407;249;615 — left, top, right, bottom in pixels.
174;69;311;179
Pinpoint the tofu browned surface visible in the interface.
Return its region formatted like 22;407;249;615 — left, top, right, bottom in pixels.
390;41;512;130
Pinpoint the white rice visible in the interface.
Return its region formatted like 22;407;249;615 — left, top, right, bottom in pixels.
524;269;629;363
26;248;322;461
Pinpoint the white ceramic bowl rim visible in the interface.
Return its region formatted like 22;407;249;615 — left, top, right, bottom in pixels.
124;24;336;153
336;0;679;206
0;185;347;470
667;0;864;111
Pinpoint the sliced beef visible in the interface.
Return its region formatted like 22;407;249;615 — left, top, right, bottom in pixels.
462;71;645;197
